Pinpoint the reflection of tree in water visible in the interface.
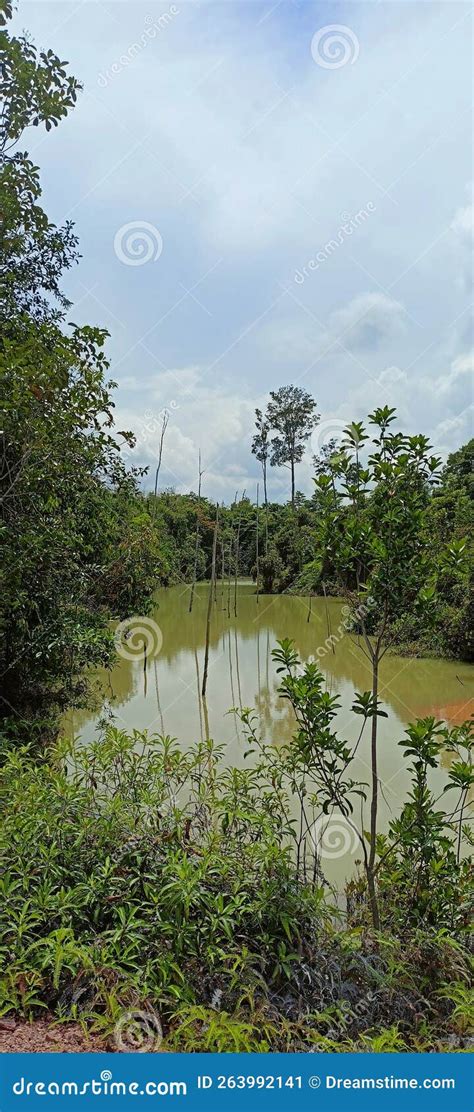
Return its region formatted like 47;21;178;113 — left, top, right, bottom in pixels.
64;584;474;743
253;630;295;743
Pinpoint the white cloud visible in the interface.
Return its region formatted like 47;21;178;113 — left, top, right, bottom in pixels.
451;198;473;291
328;293;406;351
13;0;473;499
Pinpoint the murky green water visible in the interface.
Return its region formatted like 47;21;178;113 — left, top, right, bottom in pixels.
64;582;473;885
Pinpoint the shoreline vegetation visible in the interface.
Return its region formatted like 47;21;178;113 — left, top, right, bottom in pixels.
1;2;472;1053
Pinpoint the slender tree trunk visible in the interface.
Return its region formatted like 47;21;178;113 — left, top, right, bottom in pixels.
202;696;210;741
322;582;335;653
228;628;236;711
290;458;295;508
227;494;237;618
189;451;203;613
233;492;244;618
234;627;243;712
367;651;381;931
153;412;169;506
226;539;232;618
255;482;260;605
194;649;204;741
143;639;148;696
263;461;269;553
153;658;164;734
202;504;219;699
220;536;225;606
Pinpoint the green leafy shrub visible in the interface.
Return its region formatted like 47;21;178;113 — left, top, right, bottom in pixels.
0;719;472;1050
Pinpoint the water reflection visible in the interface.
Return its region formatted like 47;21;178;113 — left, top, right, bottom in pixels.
67;581;473;744
64;582;473;885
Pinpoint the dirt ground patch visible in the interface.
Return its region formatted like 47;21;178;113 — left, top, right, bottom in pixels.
0;1017;112;1053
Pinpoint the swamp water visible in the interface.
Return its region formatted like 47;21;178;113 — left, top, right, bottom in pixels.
64;582;473;887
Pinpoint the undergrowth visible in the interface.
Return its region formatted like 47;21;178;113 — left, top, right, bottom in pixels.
0;712;472;1052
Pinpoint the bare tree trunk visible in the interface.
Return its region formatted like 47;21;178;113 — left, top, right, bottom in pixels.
322;581;335;653
234;626;243;712
220;535;225;606
202;504;219;699
234;491;245;618
367;651;381;930
226;538;232;618
153;412;169;505
263;460;269;553
214;502;223;604
228;628;236;710
255;482;260;605
153;658;164;734
189;451;204;614
194;649;204;741
290;457;295;508
202;695;210;741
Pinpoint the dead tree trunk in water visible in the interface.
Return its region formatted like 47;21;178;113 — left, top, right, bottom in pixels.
202;504;219;699
189;451;204;613
255;483;260;606
226;537;232;617
214;502;223;604
226;493;237;618
234;491;245;618
220;534;226;606
322;581;335;653
153;412;169;508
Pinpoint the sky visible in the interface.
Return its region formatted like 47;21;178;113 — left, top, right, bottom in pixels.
14;0;474;501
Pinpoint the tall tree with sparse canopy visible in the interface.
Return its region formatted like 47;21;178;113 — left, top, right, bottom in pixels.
251;408;270;550
267;385;319;507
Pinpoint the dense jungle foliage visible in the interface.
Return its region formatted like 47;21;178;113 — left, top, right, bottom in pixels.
0;1;472;1054
1;0;472;748
0;696;472;1051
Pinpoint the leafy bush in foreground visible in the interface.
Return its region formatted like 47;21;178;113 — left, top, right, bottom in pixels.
0;715;472;1051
